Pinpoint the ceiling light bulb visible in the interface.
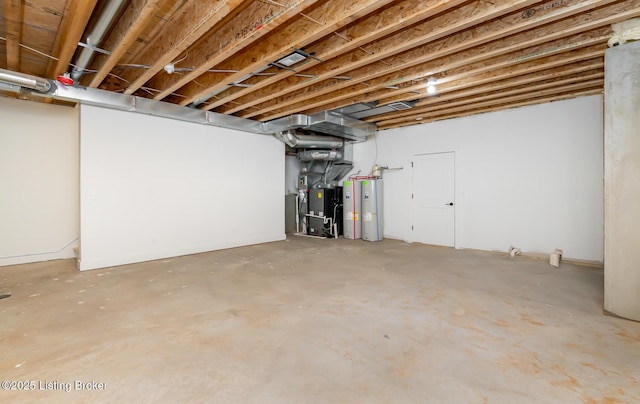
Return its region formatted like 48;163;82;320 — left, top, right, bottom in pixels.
427;85;436;95
164;63;175;74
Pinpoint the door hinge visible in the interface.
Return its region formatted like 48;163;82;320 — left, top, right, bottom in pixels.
411;194;414;199
411;161;414;167
411;225;414;230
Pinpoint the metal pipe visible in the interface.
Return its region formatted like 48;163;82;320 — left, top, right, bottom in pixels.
297;150;344;162
278;130;344;149
0;68;51;92
71;0;128;80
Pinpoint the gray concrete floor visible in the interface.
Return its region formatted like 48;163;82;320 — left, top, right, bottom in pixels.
0;236;638;403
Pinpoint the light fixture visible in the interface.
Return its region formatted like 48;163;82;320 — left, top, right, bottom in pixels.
426;77;437;95
164;63;175;74
275;51;307;67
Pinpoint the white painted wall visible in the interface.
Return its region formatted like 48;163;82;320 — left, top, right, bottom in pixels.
79;105;284;271
0;97;79;267
351;95;604;262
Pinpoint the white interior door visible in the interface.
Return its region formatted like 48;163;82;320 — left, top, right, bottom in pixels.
412;152;455;247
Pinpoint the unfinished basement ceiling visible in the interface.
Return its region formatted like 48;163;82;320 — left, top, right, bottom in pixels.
1;0;636;130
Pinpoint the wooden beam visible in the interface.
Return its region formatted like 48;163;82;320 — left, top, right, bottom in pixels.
378;88;603;130
201;0;467;112
146;0;323;101
247;0;631;120
236;0;620;118
121;0;251;95
45;0;75;77
88;0;163;88
371;34;610;108
269;0;633;118
221;0;549;115
414;61;605;107
367;59;604;122
422;79;604;117
377;72;604;126
258;26;611;121
47;0;99;78
172;0;399;106
5;0;22;70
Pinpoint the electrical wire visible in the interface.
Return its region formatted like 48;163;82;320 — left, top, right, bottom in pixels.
0;36;57;61
0;36;191;99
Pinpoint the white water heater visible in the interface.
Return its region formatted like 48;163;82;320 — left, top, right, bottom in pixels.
343;180;362;239
362;179;383;242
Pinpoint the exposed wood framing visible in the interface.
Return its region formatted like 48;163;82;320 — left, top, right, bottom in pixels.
201;0;467;112
220;0;552;115
7;0;632;124
5;0;22;70
173;0;399;106
377;72;604;126
309;35;609;117
247;0;632;120
370;36;610;108
88;0;163;88
422;79;603;116
378;88;603;130
369;59;604;123
258;26;612;121
47;0;99;78
148;0;323;101
122;0;251;95
117;0;187;67
45;0;76;77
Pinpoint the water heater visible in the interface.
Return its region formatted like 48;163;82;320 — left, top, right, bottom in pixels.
343;180;362;239
362;179;383;241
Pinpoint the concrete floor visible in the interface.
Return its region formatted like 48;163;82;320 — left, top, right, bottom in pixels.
0;237;638;403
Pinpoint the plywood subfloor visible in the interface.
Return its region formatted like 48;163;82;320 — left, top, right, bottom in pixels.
1;237;638;403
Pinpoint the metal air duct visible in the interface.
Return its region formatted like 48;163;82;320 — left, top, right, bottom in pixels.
71;0;129;80
297;150;344;162
277;130;344;149
265;111;376;141
0;68;52;93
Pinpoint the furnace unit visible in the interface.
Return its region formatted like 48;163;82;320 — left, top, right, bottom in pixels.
307;187;343;237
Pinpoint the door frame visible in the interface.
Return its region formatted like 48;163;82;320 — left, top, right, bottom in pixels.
410;151;457;248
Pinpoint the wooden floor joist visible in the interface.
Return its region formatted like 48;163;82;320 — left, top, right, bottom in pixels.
47;0;99;78
233;0;554;117
258;26;611;121
377;74;604;126
370;35;611;109
88;0;163;88
6;0;633;125
5;0;22;71
121;0;250;95
242;0;629;120
259;0;635;119
173;0;399;106
368;59;604;123
148;0;322;102
360;0;636;107
203;0;467;112
378;88;603;130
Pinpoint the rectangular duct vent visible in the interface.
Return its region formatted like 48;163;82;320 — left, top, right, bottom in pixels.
387;101;414;111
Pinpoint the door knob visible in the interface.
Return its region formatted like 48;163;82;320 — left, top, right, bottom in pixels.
446;202;454;206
